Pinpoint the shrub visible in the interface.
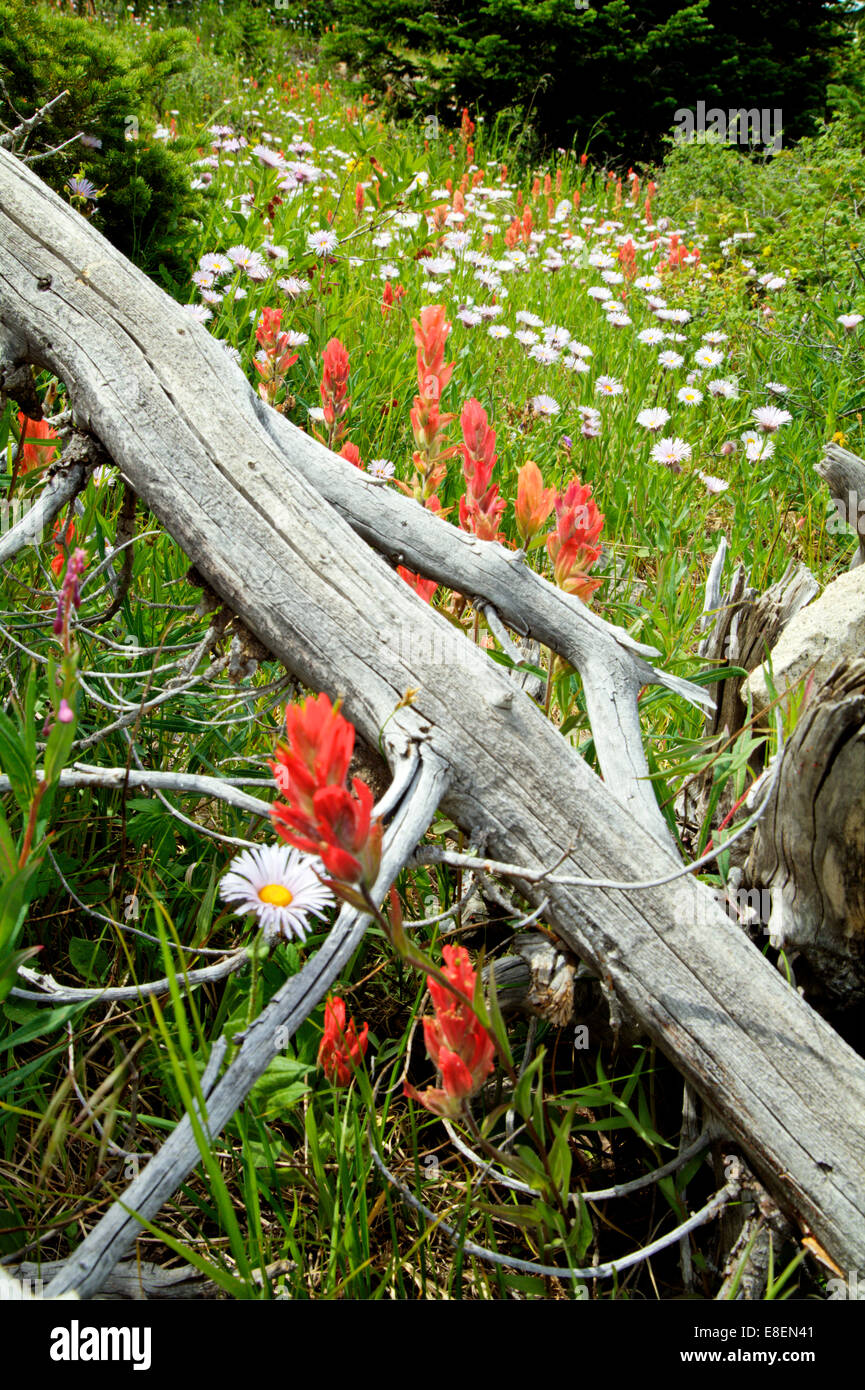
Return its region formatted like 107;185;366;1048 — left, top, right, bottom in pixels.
0;0;203;279
323;0;846;163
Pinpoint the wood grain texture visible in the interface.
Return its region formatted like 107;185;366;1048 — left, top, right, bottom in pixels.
2;147;864;1283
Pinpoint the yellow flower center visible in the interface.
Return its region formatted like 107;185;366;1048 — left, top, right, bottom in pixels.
258;884;293;908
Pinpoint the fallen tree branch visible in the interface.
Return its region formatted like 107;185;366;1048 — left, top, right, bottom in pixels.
11;950;248;1006
816;442;865;569
0;764;273;817
0;431;102;566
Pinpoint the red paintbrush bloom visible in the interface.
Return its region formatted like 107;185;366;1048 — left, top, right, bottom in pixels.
546;477;605;601
457;398;507;543
404;945;496;1118
311;779;382;885
318;995;369;1087
397;566;438;604
320;336;350;444
17;413;59;475
339;441;362;468
271;692;355;818
409;305;458;504
271;693;382;890
514;459;555;546
254;306;298;406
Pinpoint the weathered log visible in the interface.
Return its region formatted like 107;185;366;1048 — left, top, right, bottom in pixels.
685;548;819;844
816;443;865;569
746;658;865;1022
7;1256;288;1300
2;147;865;1286
699;554;819;742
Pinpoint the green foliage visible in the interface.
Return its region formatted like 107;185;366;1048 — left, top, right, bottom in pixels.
828;9;865;141
0;0;203;277
656;115;865;292
323;0;846;161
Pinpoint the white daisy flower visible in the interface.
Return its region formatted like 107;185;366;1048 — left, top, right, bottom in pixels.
745;437;776;462
651;436;692;466
708;379;739;399
752;405;792;432
488;324;511;339
368;458;395;479
636;407;670;432
699;472;730;494
530;394;561;417
219;844;335;943
515;310;544;327
595;375;624;397
278;276;311;297
694;347;724;369
677;386;704;406
542;325;572;350
637;328;665;345
765;382;789;396
658;350;684;370
307;228;339;257
529;343;560;365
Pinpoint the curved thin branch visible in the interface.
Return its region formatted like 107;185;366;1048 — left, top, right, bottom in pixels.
11;950;248;1006
0;766;273;818
369;1114;736;1281
441;1122;711;1203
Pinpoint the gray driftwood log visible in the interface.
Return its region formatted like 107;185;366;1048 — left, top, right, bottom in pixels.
816;443;865;569
746;658;865;1018
2;147;865;1289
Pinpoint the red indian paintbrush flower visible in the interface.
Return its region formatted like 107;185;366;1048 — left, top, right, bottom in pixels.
404;945;496;1119
271;693;382;890
514;459;555;546
254;306;298;407
16;412;59;475
320;336;351;446
457;397;507;542
546;478;605;601
397;565;438;604
318;995;369;1087
409;305;459;506
339;441;362;468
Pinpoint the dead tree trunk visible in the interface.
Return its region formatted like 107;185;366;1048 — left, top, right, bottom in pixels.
746;658;865;1028
816;444;865;569
2;147;865;1287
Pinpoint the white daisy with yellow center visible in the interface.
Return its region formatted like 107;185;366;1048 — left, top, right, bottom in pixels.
219;844;335;943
